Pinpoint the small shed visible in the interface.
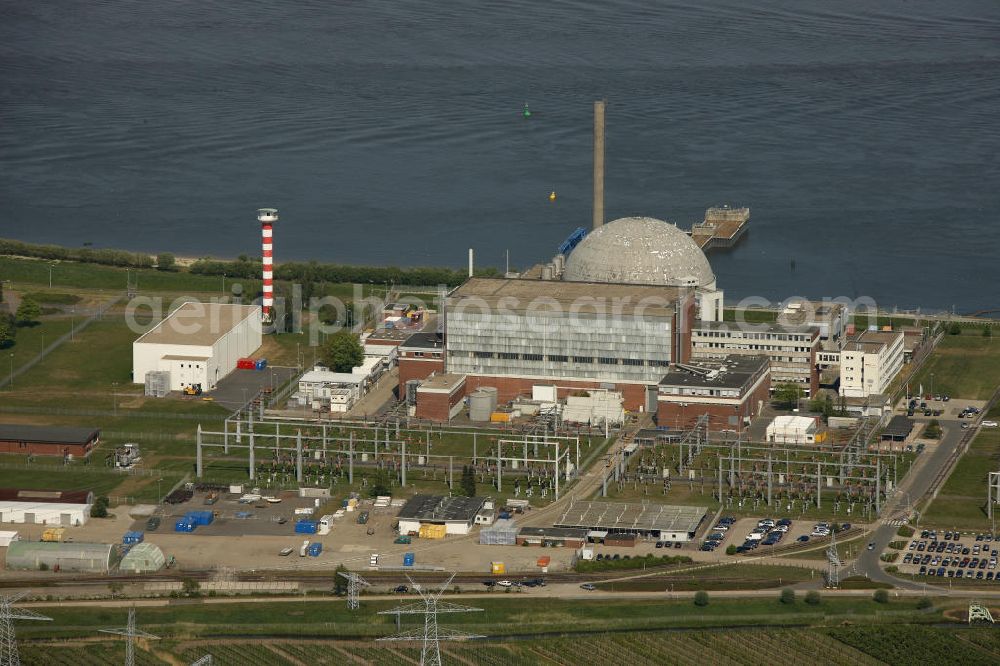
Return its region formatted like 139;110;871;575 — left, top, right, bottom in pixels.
479;518;517;546
5;541;116;573
119;542;166;573
516;526;588;548
882;416;914;442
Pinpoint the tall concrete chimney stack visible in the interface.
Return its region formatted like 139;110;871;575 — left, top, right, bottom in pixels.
592;99;606;230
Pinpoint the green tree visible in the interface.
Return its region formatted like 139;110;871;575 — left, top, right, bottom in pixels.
90;495;110;518
924;419;941;439
805;590;821;605
693;590;709;607
461;465;477;497
725;544;737;556
984;325;993;338
15;296;41;326
773;383;803;409
181;578;201;596
0;314;15;349
873;588;889;604
779;588;795;604
368;468;392;498
916;596;933;610
156;252;176;271
333;563;349;596
321;330;364;372
948;322;961;335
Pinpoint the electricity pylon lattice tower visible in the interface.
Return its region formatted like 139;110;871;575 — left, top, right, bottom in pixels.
0;592;53;666
338;571;371;610
825;528;842;588
99;606;161;666
190;655;214;666
378;574;485;666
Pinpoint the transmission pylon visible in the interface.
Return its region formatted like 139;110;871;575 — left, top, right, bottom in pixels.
825;529;842;588
0;593;53;666
338;571;371;610
99;606;161;666
190;655;214;666
378;574;485;666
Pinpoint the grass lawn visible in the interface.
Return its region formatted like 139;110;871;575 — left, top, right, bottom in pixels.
909;330;1000;400
922;425;1000;530
595;564;819;592
1;317;74;376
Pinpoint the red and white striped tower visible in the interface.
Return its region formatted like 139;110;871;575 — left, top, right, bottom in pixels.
258;207;278;323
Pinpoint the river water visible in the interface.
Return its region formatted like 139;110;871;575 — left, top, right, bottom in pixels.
2;1;998;312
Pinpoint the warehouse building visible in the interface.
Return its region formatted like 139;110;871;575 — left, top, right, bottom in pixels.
554;501;707;542
0;424;100;458
515;526;588;548
5;541;116;573
656;355;770;433
414;373;468;421
0;488;94;526
119;542;166;573
132;302;262;393
445;277;696;412
396;494;486;536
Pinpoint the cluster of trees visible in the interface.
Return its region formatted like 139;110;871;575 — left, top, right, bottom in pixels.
459;465;477;497
773;383;804;409
0;295;43;348
190;256;496;287
90;495;111;518
946;321;996;337
0;237;153;268
807;393;848;422
321;331;364;372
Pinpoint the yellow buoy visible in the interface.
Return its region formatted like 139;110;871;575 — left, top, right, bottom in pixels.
549;191;557;202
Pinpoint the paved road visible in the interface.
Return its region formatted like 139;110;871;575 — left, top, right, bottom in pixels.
851;424;966;589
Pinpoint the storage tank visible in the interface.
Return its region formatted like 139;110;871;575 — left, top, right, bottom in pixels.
469;388;498;422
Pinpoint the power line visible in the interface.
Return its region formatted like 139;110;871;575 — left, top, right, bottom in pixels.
99;606;161;666
0;592;53;666
377;574;484;666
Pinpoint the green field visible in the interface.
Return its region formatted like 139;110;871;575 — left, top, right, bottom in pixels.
14;596;1000;665
923;406;1000;530
910;330;1000;400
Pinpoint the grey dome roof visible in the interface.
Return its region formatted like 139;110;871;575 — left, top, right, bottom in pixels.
563;216;716;288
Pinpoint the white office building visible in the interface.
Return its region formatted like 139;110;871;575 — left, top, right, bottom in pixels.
839;330;904;398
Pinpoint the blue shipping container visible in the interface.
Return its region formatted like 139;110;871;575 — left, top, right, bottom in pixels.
122;531;144;544
255;358;267;370
185;511;214;526
174;521;195;532
403;552;415;567
308;542;323;557
295;520;318;534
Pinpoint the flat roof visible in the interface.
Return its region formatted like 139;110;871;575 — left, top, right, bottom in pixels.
0;488;93;504
449;277;683;317
417;373;466;391
134;302;260;347
517;526;589;540
160;355;210;361
695;321;819;335
0;425;99;445
555;501;707;534
397;495;486;522
659;355;768;390
299;369;362;385
400;332;445;351
883;415;914;437
770;415;817;430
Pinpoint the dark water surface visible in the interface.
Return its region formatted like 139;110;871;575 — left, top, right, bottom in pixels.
2;1;999;312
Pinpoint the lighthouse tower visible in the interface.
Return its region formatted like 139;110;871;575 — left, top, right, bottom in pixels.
258;208;278;323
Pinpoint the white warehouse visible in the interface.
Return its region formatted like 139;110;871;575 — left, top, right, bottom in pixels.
133;302;262;393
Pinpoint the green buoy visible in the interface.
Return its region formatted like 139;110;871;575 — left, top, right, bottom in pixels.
523;103;532;118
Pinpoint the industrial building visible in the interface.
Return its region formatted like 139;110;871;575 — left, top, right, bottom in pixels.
881;415;914;443
515;526;588;548
0;488;94;526
0;424;100;458
396;495;487;536
132;301;262;393
691;321;820;396
656;356;770;433
554;501;707;542
766;415;822;445
415;373;468;421
839;330;905;398
5;541;116;573
445;276;696;412
397;332;445;397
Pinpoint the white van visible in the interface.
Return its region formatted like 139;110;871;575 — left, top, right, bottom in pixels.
369;553;380;568
318;514;335;535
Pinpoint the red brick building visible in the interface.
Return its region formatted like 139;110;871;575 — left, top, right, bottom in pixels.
414;373;467;421
0;425;100;458
397;332;445;397
656;355;770;434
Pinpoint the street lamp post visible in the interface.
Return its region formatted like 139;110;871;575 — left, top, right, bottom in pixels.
930;373;934;399
8;353;12;390
112;382;118;416
157;478;163;504
222;273;227;296
48;264;53;288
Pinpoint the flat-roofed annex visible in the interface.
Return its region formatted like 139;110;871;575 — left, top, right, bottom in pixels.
135;302;260;347
449;277;684;317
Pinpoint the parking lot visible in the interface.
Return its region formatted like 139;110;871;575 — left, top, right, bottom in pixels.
892;529;1000;583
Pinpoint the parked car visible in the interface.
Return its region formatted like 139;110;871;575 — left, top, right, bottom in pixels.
146;516;161;531
580;583;596;591
393;585;409;593
279;547;294;556
497;580;513;588
797;535;810;543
